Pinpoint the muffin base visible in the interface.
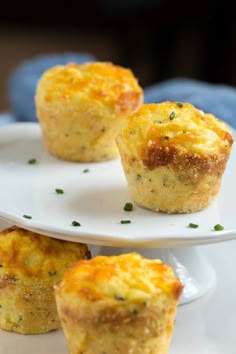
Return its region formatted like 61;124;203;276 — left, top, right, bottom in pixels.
56;298;176;354
0;274;61;334
120;162;222;213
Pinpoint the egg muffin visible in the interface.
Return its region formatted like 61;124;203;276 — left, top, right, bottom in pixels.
0;226;91;334
55;252;183;354
116;101;233;213
35;61;143;161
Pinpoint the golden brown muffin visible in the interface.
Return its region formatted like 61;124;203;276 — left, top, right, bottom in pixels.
116;101;233;213
0;226;91;334
35;61;143;162
55;252;183;354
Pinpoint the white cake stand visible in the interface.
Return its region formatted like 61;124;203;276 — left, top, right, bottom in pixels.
0;122;235;305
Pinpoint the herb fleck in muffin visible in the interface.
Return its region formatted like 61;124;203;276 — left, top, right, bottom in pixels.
55;252;183;354
0;226;91;334
35;61;143;162
116;102;233;213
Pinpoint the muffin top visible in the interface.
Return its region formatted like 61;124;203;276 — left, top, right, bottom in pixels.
0;226;90;278
117;102;233;170
56;252;183;303
35;61;143;114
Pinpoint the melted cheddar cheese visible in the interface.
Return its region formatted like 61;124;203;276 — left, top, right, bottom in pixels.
59;252;182;303
120;102;233;160
36;61;142;114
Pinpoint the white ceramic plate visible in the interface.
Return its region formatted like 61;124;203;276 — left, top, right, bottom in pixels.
0;122;235;247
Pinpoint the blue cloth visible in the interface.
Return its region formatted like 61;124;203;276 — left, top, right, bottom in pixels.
7;52;95;122
5;61;236;130
144;77;236;128
0;112;15;126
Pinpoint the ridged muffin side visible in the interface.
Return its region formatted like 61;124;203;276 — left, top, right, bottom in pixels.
55;252;183;354
116;102;233;213
0;226;91;334
35;61;143;162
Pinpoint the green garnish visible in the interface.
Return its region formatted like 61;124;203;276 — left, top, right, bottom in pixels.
83;168;90;173
163;136;169;140
136;174;142;180
169;111;175;120
131;309;138;316
18;315;23;322
48;271;57;276
123;202;133;212
23;214;32;219
188;223;199;228
28;158;37;164
214;224;224;231
120;220;131;224
55;188;64;194
183;130;187;133
72;221;81;227
114;294;126;301
177;102;183;108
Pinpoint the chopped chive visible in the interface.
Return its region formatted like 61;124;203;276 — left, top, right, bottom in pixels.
136;174;142;180
72;220;81;227
48;271;57;276
123;202;133;212
23;214;32;219
120;220;131;224
214;224;224;231
114;294;126;301
183;130;187;133
188;222;199;228
83;168;90;173
131;308;138;316
28;158;37;164
163;136;169;140
169;111;175;120
154;120;162;124
55;188;64;194
177;102;183;108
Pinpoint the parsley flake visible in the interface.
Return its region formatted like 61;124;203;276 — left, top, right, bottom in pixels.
72;221;81;227
120;220;131;224
214;224;224;231
123;202;133;212
169;111;175;120
28;158;37;164
55;188;64;194
23;214;32;219
188;222;199;228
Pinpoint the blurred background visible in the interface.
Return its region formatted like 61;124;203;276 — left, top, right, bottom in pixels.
0;0;235;112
